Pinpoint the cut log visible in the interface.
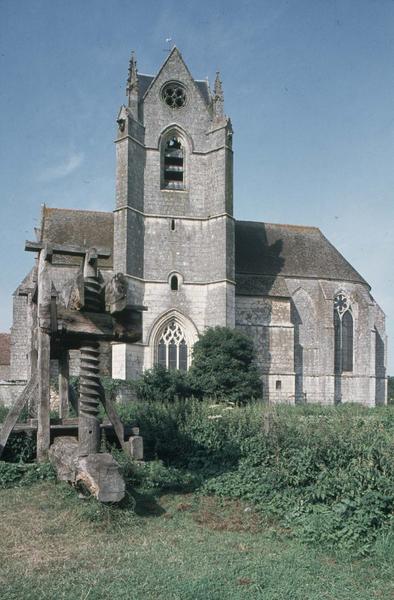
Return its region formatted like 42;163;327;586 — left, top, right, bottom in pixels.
48;436;79;481
49;437;125;502
0;376;38;457
76;454;125;502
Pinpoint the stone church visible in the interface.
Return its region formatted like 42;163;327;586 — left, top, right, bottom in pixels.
10;48;387;405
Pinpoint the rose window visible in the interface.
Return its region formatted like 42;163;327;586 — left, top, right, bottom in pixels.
162;83;186;108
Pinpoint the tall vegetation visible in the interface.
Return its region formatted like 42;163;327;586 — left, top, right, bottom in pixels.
117;401;394;555
135;326;262;404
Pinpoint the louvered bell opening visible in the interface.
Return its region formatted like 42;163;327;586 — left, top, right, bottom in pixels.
164;138;184;189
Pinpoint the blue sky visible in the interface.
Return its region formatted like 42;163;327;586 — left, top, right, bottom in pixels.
1;0;393;372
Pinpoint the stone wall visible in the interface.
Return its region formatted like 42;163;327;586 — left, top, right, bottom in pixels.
0;381;26;408
0;365;10;380
235;295;295;404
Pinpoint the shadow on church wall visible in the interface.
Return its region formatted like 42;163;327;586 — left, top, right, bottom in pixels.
291;303;304;404
235;223;286;404
375;327;386;405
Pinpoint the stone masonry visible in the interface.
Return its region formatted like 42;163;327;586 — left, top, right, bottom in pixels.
9;48;387;405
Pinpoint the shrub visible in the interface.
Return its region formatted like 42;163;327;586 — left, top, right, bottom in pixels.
118;400;394;554
189;326;263;404
133;365;193;402
388;376;394;405
0;461;55;489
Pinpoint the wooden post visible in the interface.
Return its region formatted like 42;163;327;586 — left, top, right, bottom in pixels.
0;376;38;457
58;351;70;420
36;245;52;463
37;330;51;461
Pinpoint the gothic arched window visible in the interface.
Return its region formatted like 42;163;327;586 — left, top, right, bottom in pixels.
157;320;188;371
162;136;184;190
334;293;353;373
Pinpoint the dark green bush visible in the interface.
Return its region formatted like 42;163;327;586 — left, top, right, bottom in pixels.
188;326;263;404
133;366;193;402
132;327;262;404
1;432;37;463
0;461;55;489
388;375;394;405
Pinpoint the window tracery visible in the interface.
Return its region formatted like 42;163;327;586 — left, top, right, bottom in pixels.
157;320;188;371
161;83;187;108
334;293;353;373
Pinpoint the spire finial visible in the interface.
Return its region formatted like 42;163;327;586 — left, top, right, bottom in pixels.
126;50;139;102
213;71;224;120
214;71;223;100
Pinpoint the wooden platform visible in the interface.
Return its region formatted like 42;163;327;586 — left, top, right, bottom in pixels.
1;419;131;443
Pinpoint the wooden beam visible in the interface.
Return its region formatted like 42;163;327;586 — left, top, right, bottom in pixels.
58;351;69;420
100;386;127;453
54;306;143;343
0;376;38;457
25;240;111;259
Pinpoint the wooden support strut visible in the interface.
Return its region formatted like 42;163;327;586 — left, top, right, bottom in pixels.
25;240;111;259
0;376;38;458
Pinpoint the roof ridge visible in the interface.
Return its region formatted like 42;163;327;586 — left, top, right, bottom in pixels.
237;219;320;232
45;206;112;216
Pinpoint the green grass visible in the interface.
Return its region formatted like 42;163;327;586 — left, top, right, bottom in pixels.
0;482;393;600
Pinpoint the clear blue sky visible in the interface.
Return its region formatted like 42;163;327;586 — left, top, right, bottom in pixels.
1;0;393;372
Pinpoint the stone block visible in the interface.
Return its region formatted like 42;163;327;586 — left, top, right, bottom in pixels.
128;433;143;460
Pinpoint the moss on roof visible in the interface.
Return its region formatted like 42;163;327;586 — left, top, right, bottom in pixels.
235;221;369;295
41;207;114;268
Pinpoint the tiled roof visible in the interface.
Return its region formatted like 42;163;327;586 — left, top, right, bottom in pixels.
235;221;369;295
40;207;114;268
37;210;369;296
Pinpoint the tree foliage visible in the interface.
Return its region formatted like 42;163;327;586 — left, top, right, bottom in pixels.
134;327;262;404
134;365;193;402
188;326;262;404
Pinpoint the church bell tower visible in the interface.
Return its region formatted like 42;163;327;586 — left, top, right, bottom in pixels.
113;48;235;378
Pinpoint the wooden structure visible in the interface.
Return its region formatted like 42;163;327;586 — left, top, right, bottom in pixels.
0;241;145;465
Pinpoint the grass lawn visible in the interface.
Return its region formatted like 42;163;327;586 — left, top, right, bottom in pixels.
0;482;393;600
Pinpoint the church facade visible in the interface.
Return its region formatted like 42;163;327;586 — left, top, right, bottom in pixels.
10;48;387;405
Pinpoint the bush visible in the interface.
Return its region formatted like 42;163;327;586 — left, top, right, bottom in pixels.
388;376;394;404
1;432;36;463
118;400;394;554
0;461;55;489
134;366;193;402
188;327;263;404
132;327;262;404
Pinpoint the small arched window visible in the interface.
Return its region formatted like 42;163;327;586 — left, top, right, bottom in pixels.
334;293;353;373
162;136;184;190
170;275;179;291
157;320;188;371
